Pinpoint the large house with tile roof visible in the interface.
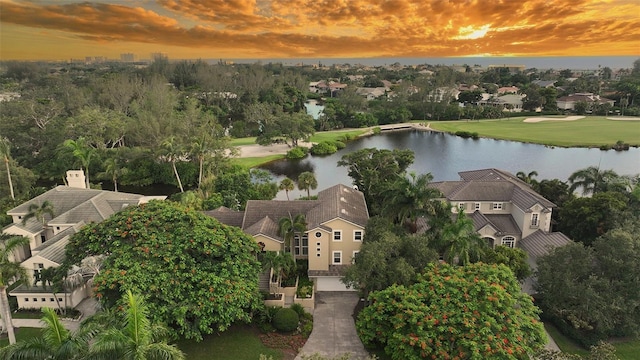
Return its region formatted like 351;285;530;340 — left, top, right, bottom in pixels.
2;170;164;309
430;168;571;293
205;184;369;291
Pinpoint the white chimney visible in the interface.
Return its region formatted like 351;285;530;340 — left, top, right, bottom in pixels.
66;170;87;189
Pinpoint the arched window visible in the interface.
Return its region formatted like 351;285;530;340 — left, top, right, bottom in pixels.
501;236;515;248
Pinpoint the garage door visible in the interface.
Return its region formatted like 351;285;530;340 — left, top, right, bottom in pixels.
315;277;356;292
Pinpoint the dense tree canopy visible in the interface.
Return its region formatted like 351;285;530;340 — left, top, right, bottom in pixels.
357;263;546;360
64;200;263;340
536;220;640;346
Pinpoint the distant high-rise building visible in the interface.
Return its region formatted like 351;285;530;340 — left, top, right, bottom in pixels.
120;53;135;62
151;52;168;62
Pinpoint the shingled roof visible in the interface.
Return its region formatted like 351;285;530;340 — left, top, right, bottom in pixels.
205;184;369;239
8;186;145;230
469;212;521;236
519;230;571;260
432;168;555;211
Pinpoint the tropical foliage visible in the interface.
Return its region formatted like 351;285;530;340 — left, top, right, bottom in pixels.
64;200;262;340
357;263;547;359
0;234;29;345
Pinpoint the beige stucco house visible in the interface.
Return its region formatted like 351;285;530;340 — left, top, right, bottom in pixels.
431;169;571;292
3;170;164;309
205;184;369;291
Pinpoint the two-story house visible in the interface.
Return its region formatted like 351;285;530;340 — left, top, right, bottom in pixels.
205;184;369;291
430;169;571;292
2;170;164;309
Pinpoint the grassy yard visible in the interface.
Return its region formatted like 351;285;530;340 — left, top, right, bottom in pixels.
0;327;41;348
544;323;640;359
309;129;368;143
229;137;258;146
232;155;285;168
176;325;283;360
429;116;640;147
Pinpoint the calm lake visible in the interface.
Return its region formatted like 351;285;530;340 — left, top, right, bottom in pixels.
261;130;640;200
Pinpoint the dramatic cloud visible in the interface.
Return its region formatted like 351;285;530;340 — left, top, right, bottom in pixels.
0;0;638;59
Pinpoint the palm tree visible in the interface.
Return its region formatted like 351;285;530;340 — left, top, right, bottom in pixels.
568;166;622;196
161;136;185;193
0;307;97;359
190;136;208;189
0;137;15;200
439;210;486;266
101;155;126;193
297;172;317;199
22;201;55;243
260;251;296;292
381;172;442;233
63;137;96;188
516;170;539;186
278;213;307;254
88;290;185;360
0;234;29;345
278;177;295;201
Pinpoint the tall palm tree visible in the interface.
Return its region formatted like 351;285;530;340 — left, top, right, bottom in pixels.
88;291;185;360
0;307;97;359
568;166;622;196
102;155;126;193
278;177;295;201
63;137;96;188
381;172;442;233
439;211;486;266
22;201;55;244
516;170;539;186
0;234;29;345
260;251;296;292
297;171;317;199
190;136;208;189
278;213;307;254
161;136;185;193
0;137;15;200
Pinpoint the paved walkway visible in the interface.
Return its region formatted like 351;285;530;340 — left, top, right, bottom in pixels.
12;297;99;332
296;292;370;360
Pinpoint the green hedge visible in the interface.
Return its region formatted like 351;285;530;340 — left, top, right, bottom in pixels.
272;307;299;332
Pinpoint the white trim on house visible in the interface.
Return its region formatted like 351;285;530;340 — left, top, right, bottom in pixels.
332;251;342;265
333;230;342;242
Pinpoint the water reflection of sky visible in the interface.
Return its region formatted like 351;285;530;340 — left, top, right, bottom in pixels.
261;130;640;200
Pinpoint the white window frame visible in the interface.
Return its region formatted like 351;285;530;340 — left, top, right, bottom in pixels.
458;202;466;211
332;251;342;264
333;230;342;242
352;250;360;264
474;202;481;211
493;202;503;210
531;213;539;227
353;230;363;242
501;236;515;248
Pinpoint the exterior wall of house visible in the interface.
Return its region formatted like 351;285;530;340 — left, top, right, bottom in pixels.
2;226;36;262
254;234;283;252
323;219;364;266
14;285;88;310
511;205;526;236
50;224;73;236
20;256;60;286
308;228;330;272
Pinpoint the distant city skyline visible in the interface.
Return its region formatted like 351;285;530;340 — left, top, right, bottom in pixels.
1;0;639;61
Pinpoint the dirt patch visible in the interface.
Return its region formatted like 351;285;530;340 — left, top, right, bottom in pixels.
523;116;585;123
234;141;313;158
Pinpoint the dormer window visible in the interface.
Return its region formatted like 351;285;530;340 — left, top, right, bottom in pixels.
492;202;503;210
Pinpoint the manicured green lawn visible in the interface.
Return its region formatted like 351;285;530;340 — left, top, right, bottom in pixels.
176;325;282;360
544;323;640;359
429;116;640;147
229;137;258;146
232;155;285;168
309;129;367;143
0;327;41;348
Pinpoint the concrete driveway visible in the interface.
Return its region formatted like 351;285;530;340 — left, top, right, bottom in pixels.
295;292;370;360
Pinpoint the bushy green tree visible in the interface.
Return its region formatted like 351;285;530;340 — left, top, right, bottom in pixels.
357;263;546;359
64;201;263;340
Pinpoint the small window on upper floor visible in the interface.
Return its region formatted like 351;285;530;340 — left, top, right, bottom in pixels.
354;230;363;242
474;203;481;211
333;230;342;241
493;202;503;210
531;213;539;227
333;251;342;264
458;203;466;211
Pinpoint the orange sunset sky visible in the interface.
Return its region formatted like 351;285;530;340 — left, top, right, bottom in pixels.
1;0;639;61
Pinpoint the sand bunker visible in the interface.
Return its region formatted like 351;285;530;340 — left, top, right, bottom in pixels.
523;116;585;123
606;117;640;121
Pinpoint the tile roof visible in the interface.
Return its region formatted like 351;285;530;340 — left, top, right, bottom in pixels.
519;230;571;260
204;184;369;238
308;265;350;277
469;212;521;236
34;234;71;264
433;169;555;211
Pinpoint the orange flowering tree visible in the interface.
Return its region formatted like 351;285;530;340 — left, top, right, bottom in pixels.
356;263;546;359
65;200;262;340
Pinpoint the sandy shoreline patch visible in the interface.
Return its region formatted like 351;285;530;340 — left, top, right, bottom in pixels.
523;116;585;123
606;117;640;121
235;141;313;158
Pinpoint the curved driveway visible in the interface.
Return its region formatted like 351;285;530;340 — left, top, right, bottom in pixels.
295;292;370;360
